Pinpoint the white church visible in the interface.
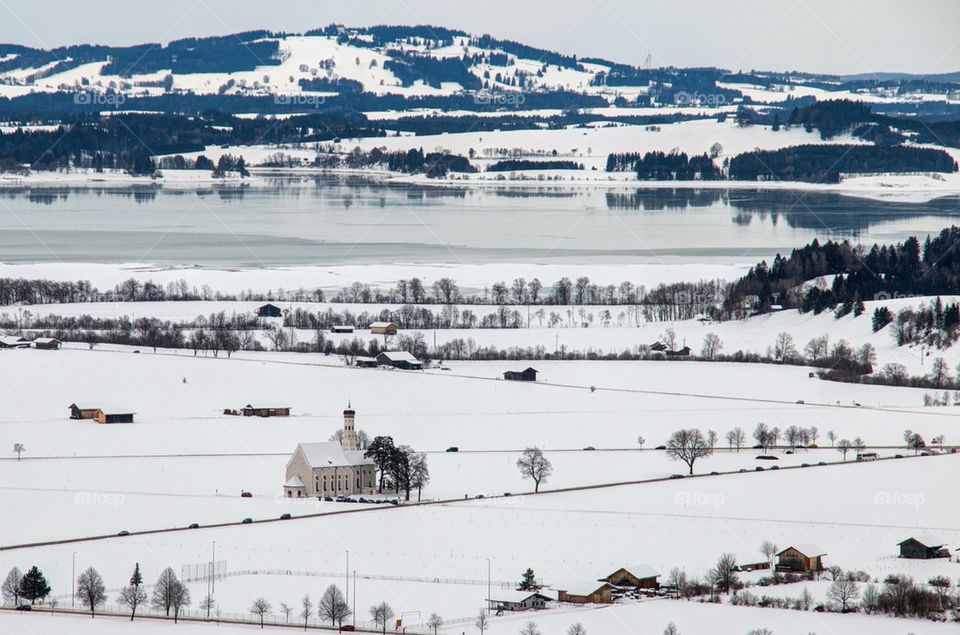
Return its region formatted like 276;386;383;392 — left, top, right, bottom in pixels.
283;406;377;498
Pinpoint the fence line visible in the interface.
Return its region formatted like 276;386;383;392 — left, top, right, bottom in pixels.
183;567;514;589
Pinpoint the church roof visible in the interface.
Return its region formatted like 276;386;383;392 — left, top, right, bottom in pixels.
298;442;372;468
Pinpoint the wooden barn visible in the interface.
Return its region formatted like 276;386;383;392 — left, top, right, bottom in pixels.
486;590;551;613
255;303;283;318
649;341;668;352
776;545;826;572
600;564;660;589
69;404;100;420
354;356;378;368
241;405;291;417
331;325;354;334
94;408;135;424
369;321;398;335
33;337;61;350
504;367;538;382
733;558;771;572
555;582;613;604
665;346;692;357
898;535;949;559
0;335;30;349
376;351;423;370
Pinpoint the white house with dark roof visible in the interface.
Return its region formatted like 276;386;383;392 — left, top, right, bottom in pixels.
283;406;376;498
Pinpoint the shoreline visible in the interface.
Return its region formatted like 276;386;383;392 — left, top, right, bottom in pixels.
2;167;959;203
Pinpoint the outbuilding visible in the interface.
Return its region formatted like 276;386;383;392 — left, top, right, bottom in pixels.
555;582;613;604
33;337;61;350
331;325;355;334
241;405;291;417
376;351;423;370
354;356;378;368
600;564;660;589
504;367;538;382
898;535;949;559
0;335;30;349
776;545;826;572
486;590;551;612
255;303;283;318
70;404;135;424
369;321;398;335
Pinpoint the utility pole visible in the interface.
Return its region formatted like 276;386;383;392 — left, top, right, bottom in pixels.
71;552;76;608
487;558;491;605
352;570;356;625
211;541;216;596
345;551;349;606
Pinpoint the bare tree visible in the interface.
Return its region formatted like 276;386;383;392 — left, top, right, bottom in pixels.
170;581;190;623
199;594;215;618
710;553;739;594
117;563;147;621
520;622;542;635
151;567;180;616
706;430;718;449
663;623;679;635
837;438;852;460
827;578;859;612
760;541;778;569
568;623;587;635
12;443;24;461
827;430;837;446
725;427;745;452
517;447;553;493
318;584;351;628
280;602;292;623
475;610;488;634
250;597;272;628
2;567;22;606
700;333;722;359
636;436;645;448
427;612;444;634
369;601;394;634
410;453;431;501
773;332;796;361
300;594;313;631
76;567;106;617
666;428;713;475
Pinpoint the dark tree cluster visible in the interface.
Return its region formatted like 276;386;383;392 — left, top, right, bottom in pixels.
486;159;583;172
606;151;722;180
384;52;483;90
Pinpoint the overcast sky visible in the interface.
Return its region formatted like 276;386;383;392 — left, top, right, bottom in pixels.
1;0;957;75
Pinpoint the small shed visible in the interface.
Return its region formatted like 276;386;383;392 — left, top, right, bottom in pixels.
555;581;613;604
898;535;949;559
776;545;826;572
504;367;538;382
376;351;423;370
354;356;378;368
255;303;283;318
369;321;398;335
649;341;668;352
93;408;135;424
33;337;61;350
69;404;100;420
331;325;354;334
665;346;692;357
486;590;551;612
0;335;30;349
241;405;291;417
600;564;660;589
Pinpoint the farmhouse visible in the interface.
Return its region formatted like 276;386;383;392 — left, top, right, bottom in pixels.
733;557;771;572
649;341;668;352
69;404;135;423
555;581;613;604
504;367;538;382
898;535;949;559
0;335;30;349
33;337;61;350
665;346;692;357
241;405;291;417
486;590;552;612
369;321;398;335
283;406;376;498
599;564;660;589
376;350;424;370
776;545;826;572
255;303;283;318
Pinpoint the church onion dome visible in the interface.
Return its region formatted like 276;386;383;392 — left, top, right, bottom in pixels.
343;408;355;415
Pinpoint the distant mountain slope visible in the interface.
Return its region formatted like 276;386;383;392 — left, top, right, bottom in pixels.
0;24;957;111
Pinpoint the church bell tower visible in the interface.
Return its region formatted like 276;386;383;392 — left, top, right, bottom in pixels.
341;403;359;451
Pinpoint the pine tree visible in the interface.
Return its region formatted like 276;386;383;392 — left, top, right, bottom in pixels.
518;568;539;591
19;566;51;604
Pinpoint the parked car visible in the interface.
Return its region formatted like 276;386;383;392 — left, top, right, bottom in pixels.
709;471;719;475
503;492;512;497
341;626;355;632
655;445;667;450
755;467;764;471
801;463;810;468
894;454;904;459
817;462;827;466
187;523;199;529
280;513;292;520
240;491;252;498
324;496;333;502
15;605;31;611
118;530;130;536
770;465;780;470
583;446;596;451
795;400;805;404
446;447;459;452
669;474;684;479
474;494;485;499
755;455;779;460
241;518;253;524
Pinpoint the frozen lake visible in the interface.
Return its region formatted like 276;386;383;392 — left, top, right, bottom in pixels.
2;176;960;266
